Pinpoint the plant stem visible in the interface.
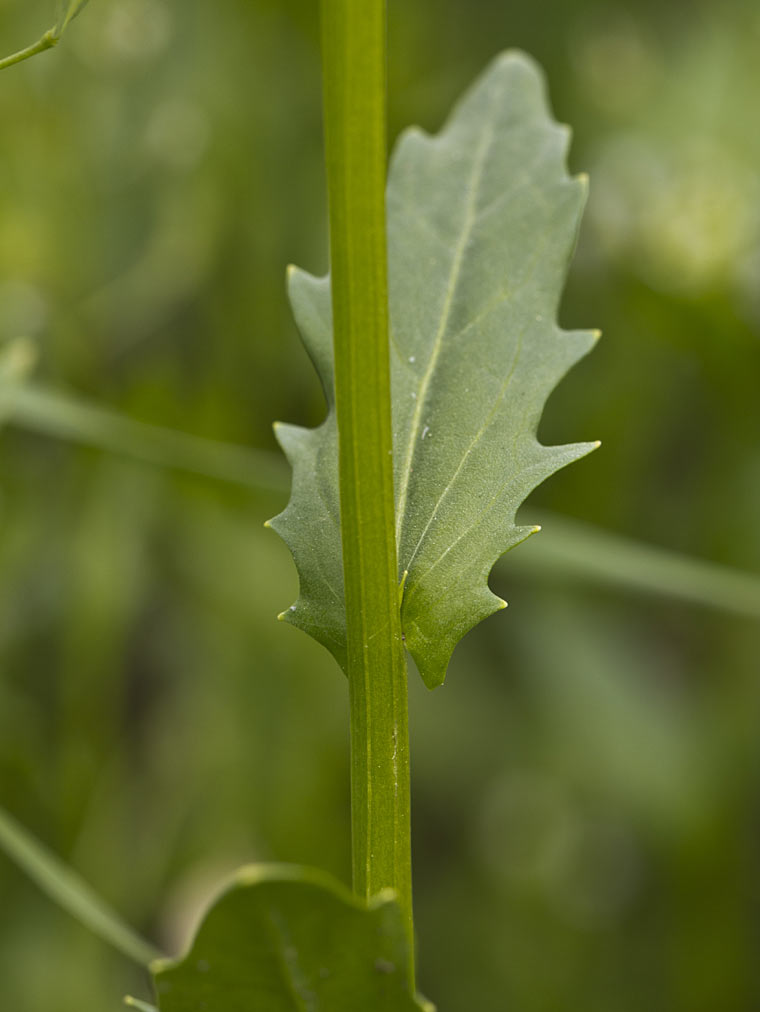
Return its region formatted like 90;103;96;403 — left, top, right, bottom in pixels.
320;0;414;977
0;804;161;966
0;29;58;72
7;383;760;621
2;383;288;493
0;1;90;72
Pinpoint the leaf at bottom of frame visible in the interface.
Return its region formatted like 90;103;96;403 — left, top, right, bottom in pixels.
147;863;435;1011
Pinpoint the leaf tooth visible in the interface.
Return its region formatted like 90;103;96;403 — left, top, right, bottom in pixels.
487;523;543;568
554;325;600;369
517;328;597;415
406;579;506;689
532;441;600;484
272;420;313;464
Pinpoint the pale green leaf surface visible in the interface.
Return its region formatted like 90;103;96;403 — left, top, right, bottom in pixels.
149;865;433;1011
268;268;346;667
275;50;598;686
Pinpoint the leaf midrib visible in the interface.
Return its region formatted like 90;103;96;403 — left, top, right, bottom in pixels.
397;203;554;581
402;332;523;575
393;119;495;550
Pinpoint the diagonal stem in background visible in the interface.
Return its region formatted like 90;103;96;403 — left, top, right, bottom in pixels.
0;804;161;966
3;380;760;620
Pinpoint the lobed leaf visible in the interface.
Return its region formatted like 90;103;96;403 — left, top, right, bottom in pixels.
147;864;433;1011
270;51;598;687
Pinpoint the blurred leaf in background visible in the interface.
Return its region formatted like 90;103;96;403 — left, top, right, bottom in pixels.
0;1;758;1011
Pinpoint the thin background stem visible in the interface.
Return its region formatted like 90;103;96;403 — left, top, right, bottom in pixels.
0;32;57;72
0;30;58;72
320;0;414;979
0;0;90;72
3;376;759;620
0;804;161;966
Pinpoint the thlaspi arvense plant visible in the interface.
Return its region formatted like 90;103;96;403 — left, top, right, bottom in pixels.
1;2;599;1009
138;2;597;1007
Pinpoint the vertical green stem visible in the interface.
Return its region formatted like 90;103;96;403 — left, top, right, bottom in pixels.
320;0;414;974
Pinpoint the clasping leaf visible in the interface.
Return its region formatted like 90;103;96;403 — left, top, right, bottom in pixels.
270;51;598;687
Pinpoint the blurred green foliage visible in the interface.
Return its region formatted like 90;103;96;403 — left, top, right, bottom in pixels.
0;1;758;1009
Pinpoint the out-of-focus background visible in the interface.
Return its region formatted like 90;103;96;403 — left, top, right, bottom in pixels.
1;1;759;1009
